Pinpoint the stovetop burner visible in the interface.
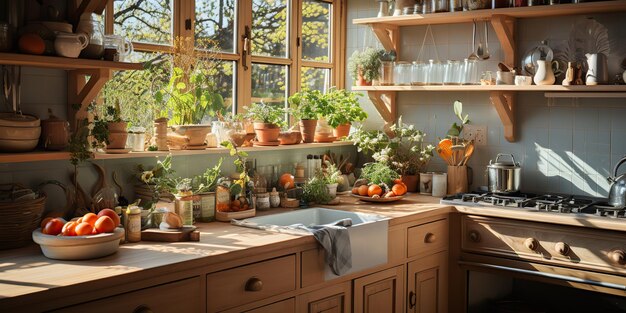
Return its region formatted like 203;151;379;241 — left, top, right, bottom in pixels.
442;192;626;219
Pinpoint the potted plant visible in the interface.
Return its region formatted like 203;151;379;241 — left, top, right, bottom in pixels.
348;48;384;86
323;161;342;198
192;158;223;222
325;88;368;138
91;102;128;150
244;102;286;144
348;117;434;192
288;90;325;143
302;171;333;205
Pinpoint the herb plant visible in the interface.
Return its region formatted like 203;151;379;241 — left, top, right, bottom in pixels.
323;161;342;185
193;158;223;193
288;90;326;120
302;171;333;204
324;88;367;128
348;48;384;83
243;102;286;127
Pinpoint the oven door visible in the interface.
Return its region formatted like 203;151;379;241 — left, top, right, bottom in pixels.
460;255;626;313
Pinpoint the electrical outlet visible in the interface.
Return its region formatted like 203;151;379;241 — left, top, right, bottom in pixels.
462;125;487;146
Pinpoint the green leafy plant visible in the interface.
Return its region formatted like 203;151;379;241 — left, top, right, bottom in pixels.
192;158;223;194
360;162;399;187
244;102;286;127
302;171;333;204
89;102;125;148
324;88;367;128
288;90;326;120
446;100;470;138
323;161;342;185
348;48;384;83
221;140;250;197
137;155;179;195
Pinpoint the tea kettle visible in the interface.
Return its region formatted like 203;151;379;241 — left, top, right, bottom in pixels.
607;156;626;208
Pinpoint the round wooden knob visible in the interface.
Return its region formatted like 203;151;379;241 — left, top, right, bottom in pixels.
610;250;625;265
424;232;436;243
133;305;153;313
245;277;263;292
555;242;570;256
469;230;481;243
524;238;538;251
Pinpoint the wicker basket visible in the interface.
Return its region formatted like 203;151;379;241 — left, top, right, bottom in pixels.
0;184;46;250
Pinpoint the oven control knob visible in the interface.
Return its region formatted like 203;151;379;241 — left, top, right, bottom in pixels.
555;242;570;256
524;238;539;251
610;250;625;265
469;230;481;243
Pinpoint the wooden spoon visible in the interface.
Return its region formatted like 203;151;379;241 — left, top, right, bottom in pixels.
437;139;453;165
462;141;475;166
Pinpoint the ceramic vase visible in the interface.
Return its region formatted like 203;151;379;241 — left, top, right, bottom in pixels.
533;60;558;85
585;53;608;85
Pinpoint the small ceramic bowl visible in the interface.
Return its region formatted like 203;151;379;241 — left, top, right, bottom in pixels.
0;138;39;152
32;227;125;260
515;75;532;86
0;125;41;140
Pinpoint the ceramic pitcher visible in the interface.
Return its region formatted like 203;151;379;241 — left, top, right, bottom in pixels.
533;60;559;85
585;53;608;85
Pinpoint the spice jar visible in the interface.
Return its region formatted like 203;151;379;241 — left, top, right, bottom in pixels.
175;190;194;226
256;192;270;210
216;179;231;212
270;187;281;208
126;206;141;243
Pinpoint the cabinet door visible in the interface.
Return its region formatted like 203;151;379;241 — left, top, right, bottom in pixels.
243;298;295;313
297;281;351;313
353;266;404;313
407;251;448;313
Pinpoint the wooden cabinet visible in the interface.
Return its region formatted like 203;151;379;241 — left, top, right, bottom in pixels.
297;282;351;313
407;251;448;313
407;218;448;259
354;266;404;313
52;277;202;313
242;298;295;313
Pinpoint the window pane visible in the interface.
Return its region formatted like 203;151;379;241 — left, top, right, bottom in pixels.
114;0;173;45
252;0;288;58
301;67;330;92
206;61;236;114
252;63;288;111
195;0;236;53
302;0;330;62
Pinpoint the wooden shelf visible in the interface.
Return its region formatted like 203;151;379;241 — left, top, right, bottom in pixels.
0;53;144;71
0;141;355;164
352;85;626;92
353;1;626;26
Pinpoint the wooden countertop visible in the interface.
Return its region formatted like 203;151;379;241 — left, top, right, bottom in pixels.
1;193;626;306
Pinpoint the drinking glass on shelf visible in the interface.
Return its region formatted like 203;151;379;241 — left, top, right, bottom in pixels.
380;61;395;86
411;61;428;85
394;62;412;86
443;60;462;85
427;59;444;85
433;0;449;12
462;58;479;85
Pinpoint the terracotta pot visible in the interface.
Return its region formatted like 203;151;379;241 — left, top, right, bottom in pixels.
171;124;211;146
278;131;302;145
401;175;419;193
107;132;128;149
299;119;317;143
253;122;280;143
356;71;372;86
333;123;351;138
107;121;127;133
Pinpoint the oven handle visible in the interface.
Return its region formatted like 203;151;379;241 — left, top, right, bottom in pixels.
459;261;626;291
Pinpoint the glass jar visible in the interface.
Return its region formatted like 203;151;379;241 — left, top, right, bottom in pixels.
427;60;443;85
443;60;462;85
450;0;463;11
76;13;104;59
462;58;479;85
378;0;390;17
422;0;433;13
432;0;449;12
411;62;428;86
380;61;395;86
175;190;194;225
492;0;512;7
394;62;412;86
464;0;489;10
0;22;12;52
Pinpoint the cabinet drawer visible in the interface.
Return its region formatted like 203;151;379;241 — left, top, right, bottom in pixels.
207;255;296;312
244;298;295;313
407;218;448;258
53;277;201;313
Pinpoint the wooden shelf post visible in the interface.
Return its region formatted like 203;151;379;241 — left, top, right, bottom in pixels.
490;15;516;69
370;24;399;52
367;91;397;134
67;68;111;129
490;91;515;142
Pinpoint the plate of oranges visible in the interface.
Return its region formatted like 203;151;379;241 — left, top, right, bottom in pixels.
350;179;407;203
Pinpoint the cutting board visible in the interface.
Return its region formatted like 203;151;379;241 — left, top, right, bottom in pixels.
141;226;200;242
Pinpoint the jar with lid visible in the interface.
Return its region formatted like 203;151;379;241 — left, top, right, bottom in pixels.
76;13;105;59
256;192;270;210
269;188;281;208
126;206;141;243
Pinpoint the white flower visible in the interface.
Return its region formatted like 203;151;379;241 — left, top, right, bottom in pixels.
141;171;154;183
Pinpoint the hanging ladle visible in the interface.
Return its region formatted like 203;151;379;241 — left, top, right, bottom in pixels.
468;21;479;61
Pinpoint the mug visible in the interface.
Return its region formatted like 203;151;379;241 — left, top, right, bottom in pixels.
514;75;532;86
419;172;433;195
104;34;133;61
496;71;514;85
431;173;447;197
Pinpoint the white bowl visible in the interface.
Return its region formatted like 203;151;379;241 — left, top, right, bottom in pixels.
32;227;125;260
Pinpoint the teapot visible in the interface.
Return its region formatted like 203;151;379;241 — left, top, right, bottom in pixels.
586;53;609;85
607;156;626;208
533;60;559;85
54;32;88;58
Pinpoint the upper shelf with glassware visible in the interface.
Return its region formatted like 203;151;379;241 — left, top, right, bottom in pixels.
0;52;143;71
353;1;626;27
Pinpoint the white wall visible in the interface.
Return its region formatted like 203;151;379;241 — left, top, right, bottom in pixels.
346;0;626;197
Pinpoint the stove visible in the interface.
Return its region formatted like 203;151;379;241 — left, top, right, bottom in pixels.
441;192;626;218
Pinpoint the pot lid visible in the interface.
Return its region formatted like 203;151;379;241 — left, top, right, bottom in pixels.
488;154;520;169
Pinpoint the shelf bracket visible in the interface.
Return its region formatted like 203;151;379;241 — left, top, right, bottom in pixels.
490;91;515;142
67;68;110;129
367;91;396;134
370;24;399;53
490;15;516;69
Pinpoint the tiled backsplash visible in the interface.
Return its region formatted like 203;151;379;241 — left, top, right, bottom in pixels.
347;0;626;197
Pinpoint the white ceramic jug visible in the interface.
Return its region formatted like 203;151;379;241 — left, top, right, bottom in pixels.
533;60;558;85
586;53;608;85
54;33;88;58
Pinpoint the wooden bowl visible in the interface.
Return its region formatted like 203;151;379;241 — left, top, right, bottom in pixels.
0;138;39;152
0;125;41;140
32;227;125;260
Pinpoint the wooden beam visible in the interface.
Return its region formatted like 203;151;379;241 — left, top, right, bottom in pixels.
370;24;399;52
67;69;110;130
490;15;516;69
490;91;515;142
368;91;396;135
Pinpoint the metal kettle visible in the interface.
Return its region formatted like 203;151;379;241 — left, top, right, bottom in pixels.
607;156;626;208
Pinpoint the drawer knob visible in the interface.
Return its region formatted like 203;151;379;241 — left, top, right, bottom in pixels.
424;232;436;243
610;250;625;265
524;238;539;251
245;277;263;292
555;242;570;256
133;305;153;313
469;230;481;243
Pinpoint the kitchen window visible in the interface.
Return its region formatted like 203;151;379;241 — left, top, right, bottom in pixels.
101;0;345;127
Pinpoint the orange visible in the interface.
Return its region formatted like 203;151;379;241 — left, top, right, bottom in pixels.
61;221;77;236
352;187;359;195
40;217;53;229
392;183;407;196
43;218;65;236
357;185;369;196
279;173;295;189
18;33;45;55
82;213;98;227
94;216;116;233
75;222;93;236
393;178;403;185
97;208;120;226
368;184;382;197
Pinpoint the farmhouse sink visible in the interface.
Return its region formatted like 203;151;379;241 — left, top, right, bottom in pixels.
237;208;389;280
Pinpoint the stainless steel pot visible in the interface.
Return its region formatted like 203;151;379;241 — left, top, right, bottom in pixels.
487;154;521;194
607;156;626;208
